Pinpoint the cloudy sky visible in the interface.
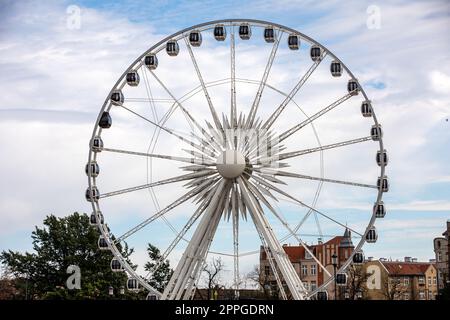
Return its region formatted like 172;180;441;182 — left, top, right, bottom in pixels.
0;0;449;286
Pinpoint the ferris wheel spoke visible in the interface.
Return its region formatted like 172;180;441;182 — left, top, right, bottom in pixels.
279;91;356;143
125;97;175;103
231;184;240;295
245;30;283;129
230;25;237;129
250;173;364;237
141;67;160;123
237;177;308;299
99;170;215;199
184;37;223;131
148;70;221;151
145;185;218;280
163;180;228;300
254;186;331;277
102;147;215;166
119;104;213;157
115;178;218;244
254;169;378;189
279;136;372;161
262;51;327;130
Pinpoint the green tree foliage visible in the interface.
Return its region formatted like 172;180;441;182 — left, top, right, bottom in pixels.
144;243;173;292
0;212;135;299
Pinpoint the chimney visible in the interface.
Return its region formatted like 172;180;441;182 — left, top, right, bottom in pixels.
380;257;387;262
318;238;323;245
404;256;412;263
429;259;436;263
411;258;418;263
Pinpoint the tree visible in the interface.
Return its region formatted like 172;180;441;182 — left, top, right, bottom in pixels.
381;265;405;300
0;212;133;299
247;265;273;299
342;265;369;299
144;243;173;292
201;257;225;300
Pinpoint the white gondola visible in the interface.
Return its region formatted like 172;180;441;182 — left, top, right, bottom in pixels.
99;111;112;129
287;34;299;50
374;201;386;218
213;24;226;41
347;79;359;95
110;90;124;106
239;23;251;40
90;211;104;226
366;227;378;243
371;124;383;141
336;273;347;286
166;40;179;56
377;175;389;192
85;160;100;178
310;45;322;62
376;149;388;166
98;235;109;250
264;26;275;43
352;251;364;264
317;291;328;300
111;258;124;272
330;60;342;77
189;30;202;47
85;186;99;202
90;136;103;152
146;294;158;300
361;100;372;117
126;71;140;86
127;278;139;291
144;54;158;70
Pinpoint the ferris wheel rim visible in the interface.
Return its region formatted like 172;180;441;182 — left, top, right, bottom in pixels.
86;18;387;300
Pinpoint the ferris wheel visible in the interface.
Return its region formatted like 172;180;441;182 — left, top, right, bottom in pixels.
85;19;388;300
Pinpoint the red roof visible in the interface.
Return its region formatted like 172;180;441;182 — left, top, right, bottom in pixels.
381;262;432;275
260;235;350;263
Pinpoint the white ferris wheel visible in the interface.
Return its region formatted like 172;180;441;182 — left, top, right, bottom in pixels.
85;19;388;300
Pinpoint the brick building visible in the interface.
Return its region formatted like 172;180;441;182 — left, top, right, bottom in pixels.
259;228;354;297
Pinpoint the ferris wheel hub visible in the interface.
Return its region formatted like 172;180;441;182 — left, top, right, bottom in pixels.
216;149;246;179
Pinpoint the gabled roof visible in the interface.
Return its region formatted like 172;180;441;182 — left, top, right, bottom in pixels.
381;261;433;275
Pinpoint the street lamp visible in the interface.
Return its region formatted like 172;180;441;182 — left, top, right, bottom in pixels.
332;253;338;300
119;286;125;296
108;285;114;297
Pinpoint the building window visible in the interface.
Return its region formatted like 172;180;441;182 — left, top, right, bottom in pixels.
404;277;409;286
305;251;312;259
264;265;270;276
428;277;432;286
311;281;317;291
301;265;308;276
433;277;437;285
403;293;410;300
419;291;425;300
311;265;316;276
437;252;442;262
418;276;425;284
